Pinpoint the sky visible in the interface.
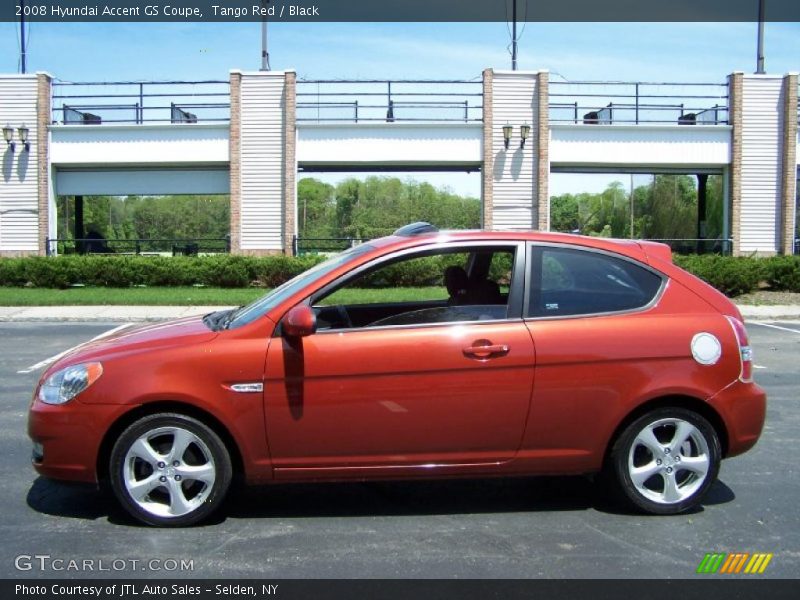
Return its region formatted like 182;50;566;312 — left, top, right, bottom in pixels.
2;20;798;196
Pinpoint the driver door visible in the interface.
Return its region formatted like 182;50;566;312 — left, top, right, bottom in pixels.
263;243;536;479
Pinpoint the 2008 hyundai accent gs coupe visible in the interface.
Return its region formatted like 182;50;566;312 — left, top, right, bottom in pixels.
28;223;766;526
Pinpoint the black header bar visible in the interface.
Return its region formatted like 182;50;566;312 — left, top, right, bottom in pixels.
4;579;800;600
2;0;800;23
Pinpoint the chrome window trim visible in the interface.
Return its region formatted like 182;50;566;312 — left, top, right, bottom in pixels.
314;317;526;336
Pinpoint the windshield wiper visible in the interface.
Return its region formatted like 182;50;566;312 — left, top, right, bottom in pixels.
220;306;244;330
202;307;240;332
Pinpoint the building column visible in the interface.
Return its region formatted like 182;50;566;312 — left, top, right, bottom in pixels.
488;70;542;231
228;70;242;254
481;68;494;230
728;72;743;256
536;71;550;231
736;73;787;256
781;73;798;255
283;71;297;255
36;73;51;256
234;70;292;255
0;74;42;256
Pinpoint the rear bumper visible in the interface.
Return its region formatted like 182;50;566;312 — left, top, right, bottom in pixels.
709;380;767;457
28;398;131;484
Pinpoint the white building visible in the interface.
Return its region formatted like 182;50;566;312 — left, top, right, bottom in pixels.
0;69;797;256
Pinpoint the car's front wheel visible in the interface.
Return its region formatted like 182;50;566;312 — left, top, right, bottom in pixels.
607;407;721;515
109;413;232;526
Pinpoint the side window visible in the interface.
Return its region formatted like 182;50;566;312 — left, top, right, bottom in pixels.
312;246;517;330
528;247;663;318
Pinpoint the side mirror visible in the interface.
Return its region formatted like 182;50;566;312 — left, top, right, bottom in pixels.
282;305;317;338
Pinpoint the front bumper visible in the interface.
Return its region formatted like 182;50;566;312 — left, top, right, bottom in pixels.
28;398;132;484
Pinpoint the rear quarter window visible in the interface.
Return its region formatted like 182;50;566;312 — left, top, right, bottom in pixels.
528;246;664;318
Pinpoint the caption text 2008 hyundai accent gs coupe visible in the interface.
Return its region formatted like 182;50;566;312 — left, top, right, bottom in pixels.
28;223;766;526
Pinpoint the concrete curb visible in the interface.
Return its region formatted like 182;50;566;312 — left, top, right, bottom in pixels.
1;304;799;323
0;306;233;323
737;305;800;321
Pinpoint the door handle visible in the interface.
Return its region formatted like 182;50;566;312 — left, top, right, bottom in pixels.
463;341;509;359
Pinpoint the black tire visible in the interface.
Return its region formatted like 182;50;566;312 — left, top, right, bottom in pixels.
109;413;232;527
605;407;721;515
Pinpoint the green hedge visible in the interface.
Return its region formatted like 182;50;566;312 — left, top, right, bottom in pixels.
0;255;326;289
673;255;764;297
1;253;799;297
673;255;800;297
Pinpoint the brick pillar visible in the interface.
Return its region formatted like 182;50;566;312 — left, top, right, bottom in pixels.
536;71;550;231
728;72;743;256
228;71;242;254
781;73;798;255
36;73;51;256
481;68;494;230
283;71;297;255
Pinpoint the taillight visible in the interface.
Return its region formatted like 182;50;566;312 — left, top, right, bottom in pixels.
726;316;753;382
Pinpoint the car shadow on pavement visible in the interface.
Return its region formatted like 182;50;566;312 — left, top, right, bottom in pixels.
225;476;736;519
27;475;736;526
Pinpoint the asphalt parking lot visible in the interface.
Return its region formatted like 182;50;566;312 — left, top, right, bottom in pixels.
0;321;798;579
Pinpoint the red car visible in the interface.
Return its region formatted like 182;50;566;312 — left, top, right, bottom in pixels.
28;223;766;526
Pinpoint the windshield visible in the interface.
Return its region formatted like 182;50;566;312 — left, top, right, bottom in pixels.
227;244;376;329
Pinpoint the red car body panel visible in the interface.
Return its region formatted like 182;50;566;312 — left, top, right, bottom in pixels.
28;231;767;488
264;321;535;478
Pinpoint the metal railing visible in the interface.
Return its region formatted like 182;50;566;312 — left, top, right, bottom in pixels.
51;80;230;125
645;238;733;255
296;79;483;123
45;237;231;256
294;235;734;256
293;236;367;255
48;77;738;127
549;81;729;125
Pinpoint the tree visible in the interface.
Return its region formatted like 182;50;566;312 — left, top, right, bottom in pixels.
297;179;335;239
295;176;481;241
551;174;725;243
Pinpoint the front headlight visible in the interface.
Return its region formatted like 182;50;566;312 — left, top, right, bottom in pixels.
38;362;103;405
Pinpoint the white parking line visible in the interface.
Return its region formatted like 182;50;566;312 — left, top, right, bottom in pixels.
749;321;800;335
17;348;75;375
16;323;132;374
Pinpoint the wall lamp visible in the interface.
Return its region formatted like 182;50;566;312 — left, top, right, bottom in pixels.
18;124;30;152
502;124;513;149
519;124;531;148
3;123;30;152
3;124;14;152
502;124;532;150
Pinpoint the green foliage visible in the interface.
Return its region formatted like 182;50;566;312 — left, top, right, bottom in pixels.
56;195;230;251
297;179;337;240
673;255;800;297
762;256;800;292
299;176;481;241
3;254;799;301
0;255;322;290
251;255;326;288
673;255;767;297
550;174;725;241
361;256;456;289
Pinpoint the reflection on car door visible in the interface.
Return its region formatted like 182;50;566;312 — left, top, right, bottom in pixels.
263;320;535;478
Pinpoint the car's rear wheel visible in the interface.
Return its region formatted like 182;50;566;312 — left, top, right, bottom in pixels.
607;407;721;514
109;413;232;527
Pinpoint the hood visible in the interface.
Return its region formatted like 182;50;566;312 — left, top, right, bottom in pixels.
46;315;219;375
